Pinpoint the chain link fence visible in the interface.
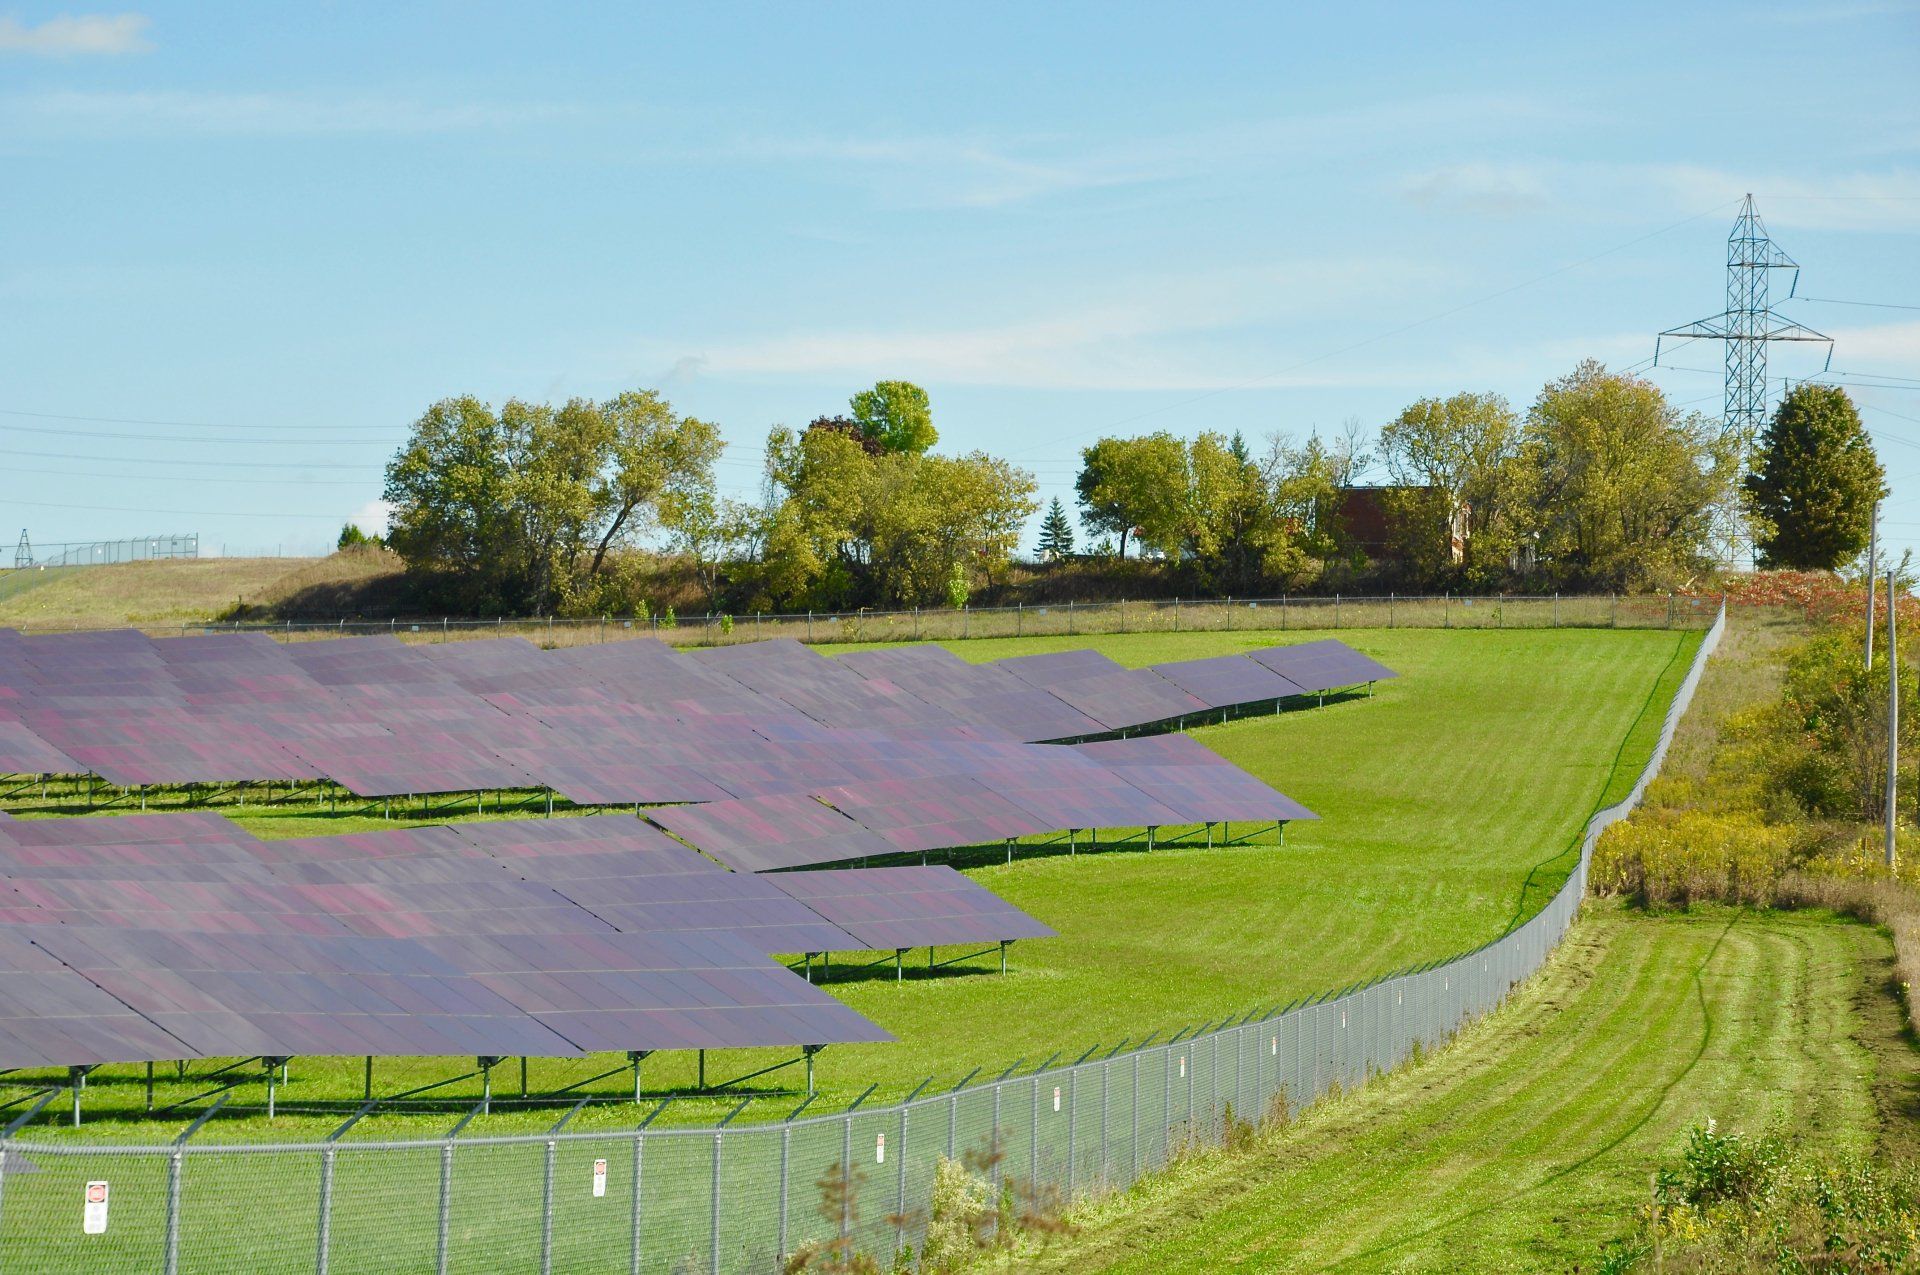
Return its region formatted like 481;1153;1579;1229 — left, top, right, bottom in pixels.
17;591;1721;646
13;535;199;570
0;605;1725;1272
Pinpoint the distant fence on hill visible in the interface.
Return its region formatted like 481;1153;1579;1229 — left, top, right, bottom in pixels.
19;591;1721;645
0;606;1727;1273
12;534;198;570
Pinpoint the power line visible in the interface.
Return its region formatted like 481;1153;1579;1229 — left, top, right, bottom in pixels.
0;447;378;471
1791;297;1920;312
0;406;401;434
0;421;393;447
0;464;371;487
0;495;344;520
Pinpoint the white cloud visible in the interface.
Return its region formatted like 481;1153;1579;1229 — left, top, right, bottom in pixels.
1395;159;1920;233
1402;163;1555;217
641;259;1448;391
350;500;393;537
0;13;150;56
1823;318;1920;368
740;94;1562;211
0;89;575;138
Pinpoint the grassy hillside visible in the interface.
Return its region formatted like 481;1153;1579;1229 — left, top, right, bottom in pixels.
5;626;1694;1144
1023;904;1917;1274
0;556;342;629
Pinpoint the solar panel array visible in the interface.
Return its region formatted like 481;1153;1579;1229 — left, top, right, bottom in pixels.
0;811;1059;1068
0;629;1399;1072
0;629;1393;801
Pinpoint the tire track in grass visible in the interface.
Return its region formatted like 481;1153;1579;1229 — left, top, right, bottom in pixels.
1319;911;1736;1271
1029;908;1884;1274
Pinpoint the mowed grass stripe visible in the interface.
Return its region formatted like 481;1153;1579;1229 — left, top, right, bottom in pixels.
1029;906;1897;1274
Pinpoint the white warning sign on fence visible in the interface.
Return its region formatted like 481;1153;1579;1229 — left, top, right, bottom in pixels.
83;1180;109;1235
875;1133;886;1164
592;1158;607;1198
1179;1055;1186;1079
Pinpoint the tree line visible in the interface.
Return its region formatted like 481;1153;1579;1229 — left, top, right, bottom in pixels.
378;364;1881;616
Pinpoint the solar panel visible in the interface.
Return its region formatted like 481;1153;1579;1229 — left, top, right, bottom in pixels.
1145;655;1305;708
1245;639;1399;693
1071;735;1235;767
1116;765;1319;824
0;927;194;1068
417;931;891;1051
764;866;1055;950
649;795;899;872
809;776;1052;853
0;720;80;776
27;925;579;1059
551;873;862;954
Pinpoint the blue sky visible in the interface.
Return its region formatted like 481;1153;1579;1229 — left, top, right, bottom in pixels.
0;2;1915;562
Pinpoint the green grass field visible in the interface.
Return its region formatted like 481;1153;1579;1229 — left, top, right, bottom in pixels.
1023;902;1919;1274
0;625;1696;1147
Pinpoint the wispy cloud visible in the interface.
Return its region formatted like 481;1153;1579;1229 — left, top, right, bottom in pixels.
0;12;151;57
1396;159;1920;232
0;89;576;139
738;94;1563;210
1402;162;1554;217
639;259;1456;391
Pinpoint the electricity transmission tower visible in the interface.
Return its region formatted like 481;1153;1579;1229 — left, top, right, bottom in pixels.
12;530;30;569
1655;194;1834;561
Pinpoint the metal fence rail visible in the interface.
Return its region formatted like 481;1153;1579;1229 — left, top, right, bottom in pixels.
0;606;1726;1273
19;591;1721;647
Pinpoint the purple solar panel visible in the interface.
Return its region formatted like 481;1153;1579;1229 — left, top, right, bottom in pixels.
649;794;899;872
995;654;1208;734
1116;764;1318;824
764;866;1055;950
417;931;891;1051
27;925;579;1059
0;720;80;776
1145;655;1305;709
1071;735;1235;768
1245;639;1399;693
552;873;862;954
810;776;1052;853
0;877;361;938
972;765;1185;830
0;927;194;1068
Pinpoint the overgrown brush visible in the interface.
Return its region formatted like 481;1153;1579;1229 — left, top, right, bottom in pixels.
1599;1120;1920;1272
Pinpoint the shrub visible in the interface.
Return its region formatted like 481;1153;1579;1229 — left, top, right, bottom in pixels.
1591;809;1798;906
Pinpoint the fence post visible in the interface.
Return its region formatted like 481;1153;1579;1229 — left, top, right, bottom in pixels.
641;1129;656;1275
895;1104;908;1258
778;1125;790;1264
164;1145;184;1275
711;1131;723;1275
316;1146;336;1275
841;1119;854;1240
1067;1068;1077;1201
1389;593;1394;628
542;1138;556;1275
1611;593;1617;628
1335;594;1341;629
1553;593;1559;627
1030;1076;1040;1189
1017;603;1023;636
436;1142;453;1275
1131;1051;1139;1182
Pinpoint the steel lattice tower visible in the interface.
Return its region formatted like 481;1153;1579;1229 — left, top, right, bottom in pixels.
1657;194;1833;452
12;530;29;570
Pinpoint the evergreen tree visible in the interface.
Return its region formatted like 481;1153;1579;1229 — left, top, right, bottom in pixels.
1746;385;1884;570
1037;497;1076;561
